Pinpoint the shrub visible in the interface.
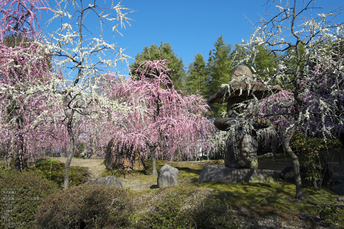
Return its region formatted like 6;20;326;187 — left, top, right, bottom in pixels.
26;159;90;188
291;133;341;190
191;198;239;229
35;185;134;229
0;170;60;229
317;202;339;223
137;193;192;228
136;189;239;229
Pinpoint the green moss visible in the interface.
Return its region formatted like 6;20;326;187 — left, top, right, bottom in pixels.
100;168;146;178
251;160;258;169
25;159;90;188
2;157;341;228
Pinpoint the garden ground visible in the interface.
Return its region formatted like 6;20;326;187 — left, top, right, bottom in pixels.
45;152;344;228
1;151;344;228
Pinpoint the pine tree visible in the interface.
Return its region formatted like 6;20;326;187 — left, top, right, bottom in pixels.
252;44;279;81
185;53;208;98
207;35;234;118
130;42;186;90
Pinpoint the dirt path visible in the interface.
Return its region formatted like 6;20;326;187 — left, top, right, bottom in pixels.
47;157;106;180
47;154;344;192
46;157;159;190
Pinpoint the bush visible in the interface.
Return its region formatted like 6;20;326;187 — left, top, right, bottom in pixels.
26;159;90;188
35;185;134;229
136;190;239;229
291;133;341;190
0;170;60;229
191;198;239;229
317;202;339;223
137;193;192;228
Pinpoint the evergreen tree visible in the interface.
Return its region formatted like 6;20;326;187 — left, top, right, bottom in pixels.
252;44;279;81
130;42;186;90
185;53;208;98
207;35;234;118
229;43;248;67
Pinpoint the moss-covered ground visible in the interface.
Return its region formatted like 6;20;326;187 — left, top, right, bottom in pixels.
1;155;343;228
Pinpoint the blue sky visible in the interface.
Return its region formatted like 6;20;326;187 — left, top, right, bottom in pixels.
39;0;344;76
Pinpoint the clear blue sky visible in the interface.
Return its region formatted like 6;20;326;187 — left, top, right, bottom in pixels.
40;0;344;76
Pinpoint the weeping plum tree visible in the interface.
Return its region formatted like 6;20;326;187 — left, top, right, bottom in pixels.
108;60;215;176
237;0;344;199
0;0;136;190
0;0;63;170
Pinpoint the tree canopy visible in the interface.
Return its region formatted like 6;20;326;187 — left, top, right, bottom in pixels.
130;42;186;91
110;60;214;175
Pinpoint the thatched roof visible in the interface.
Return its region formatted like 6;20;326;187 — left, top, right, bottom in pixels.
208;65;282;104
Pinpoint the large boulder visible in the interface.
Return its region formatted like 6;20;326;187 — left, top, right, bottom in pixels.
331;176;344;195
88;176;122;188
332;184;344;196
104;139;144;170
198;165;279;183
157;164;179;188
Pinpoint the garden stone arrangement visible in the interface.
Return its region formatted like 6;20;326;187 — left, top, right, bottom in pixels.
88;176;123;188
200;65;282;184
198;165;279;183
157;164;179;188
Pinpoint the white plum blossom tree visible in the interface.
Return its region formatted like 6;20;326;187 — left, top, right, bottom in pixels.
232;0;344;199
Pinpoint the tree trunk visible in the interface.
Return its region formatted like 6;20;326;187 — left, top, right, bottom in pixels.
282;126;304;200
151;146;157;176
64;115;75;190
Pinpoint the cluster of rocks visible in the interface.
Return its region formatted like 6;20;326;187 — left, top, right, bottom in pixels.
198;165;279;183
87;164;180;189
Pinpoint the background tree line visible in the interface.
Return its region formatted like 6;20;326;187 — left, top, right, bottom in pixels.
130;35;282;118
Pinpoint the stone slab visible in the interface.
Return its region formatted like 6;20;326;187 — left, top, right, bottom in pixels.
198;165;279;183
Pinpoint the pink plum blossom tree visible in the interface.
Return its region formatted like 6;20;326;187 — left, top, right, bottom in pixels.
106;59;215;175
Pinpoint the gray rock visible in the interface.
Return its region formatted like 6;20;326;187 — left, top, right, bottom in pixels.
198;165;279;183
331;183;344;196
333;175;344;185
157;164;179;188
337;196;344;202
88;176;122;188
